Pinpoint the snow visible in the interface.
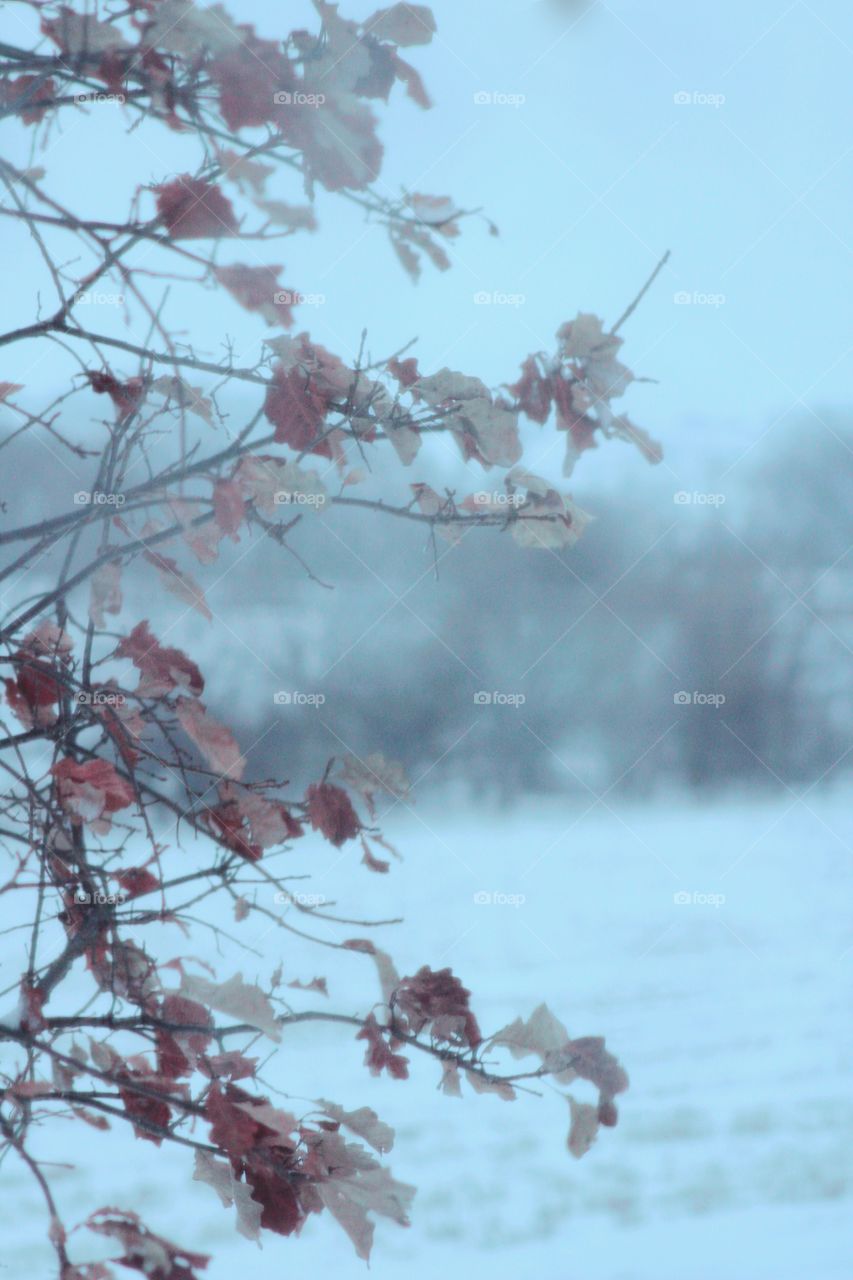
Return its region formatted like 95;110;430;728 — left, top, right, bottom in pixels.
2;792;852;1277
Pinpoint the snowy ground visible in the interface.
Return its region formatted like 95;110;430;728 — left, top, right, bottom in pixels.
2;791;852;1279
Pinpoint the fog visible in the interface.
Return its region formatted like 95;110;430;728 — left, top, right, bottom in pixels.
1;1;852;1277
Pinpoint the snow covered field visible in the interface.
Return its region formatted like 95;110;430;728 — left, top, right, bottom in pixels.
3;792;852;1279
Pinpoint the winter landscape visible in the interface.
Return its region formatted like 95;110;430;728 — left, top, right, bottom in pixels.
1;1;851;1278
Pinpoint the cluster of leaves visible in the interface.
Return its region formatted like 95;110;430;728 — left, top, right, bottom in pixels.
0;1;656;1274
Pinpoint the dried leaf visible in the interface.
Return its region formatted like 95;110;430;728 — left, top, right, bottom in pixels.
193;1150;263;1241
180;971;281;1042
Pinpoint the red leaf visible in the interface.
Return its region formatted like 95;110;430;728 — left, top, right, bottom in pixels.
212;479;245;540
199;1051;258;1081
114;867;159;899
205;1083;270;1159
567;1096;599;1158
613;414;663;465
553;375;597;454
597;1096;619;1127
278;97;383;193
243;1164;304;1236
84;1209;209;1280
386;355;420;387
306;782;360;846
15;660;59;708
53;758;135;832
142;551;212;620
0;75;57;125
116;621;204;698
162;996;213;1052
391;53;431;108
118;1075;171;1145
205;783;302;862
263;365;328;452
156;995;213;1079
209;34;293;132
20;980;46;1033
343;938;377;954
366;4;437;46
87;371;144;418
354;41;396;101
41;9;128;58
357;1013;409;1080
175;697;245;780
154;176;238;239
5;622;72;727
361;838;390;873
395;966;481;1047
214;264;296;327
509;355;552;424
287;976;328;996
565;1035;630;1100
203;803;261;863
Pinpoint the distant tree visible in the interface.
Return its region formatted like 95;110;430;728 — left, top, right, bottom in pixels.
0;4;662;1273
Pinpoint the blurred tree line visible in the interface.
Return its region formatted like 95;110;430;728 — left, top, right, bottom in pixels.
228;416;852;801
4;416;851;802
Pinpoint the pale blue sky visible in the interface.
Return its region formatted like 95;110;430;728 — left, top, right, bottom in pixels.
2;0;851;492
